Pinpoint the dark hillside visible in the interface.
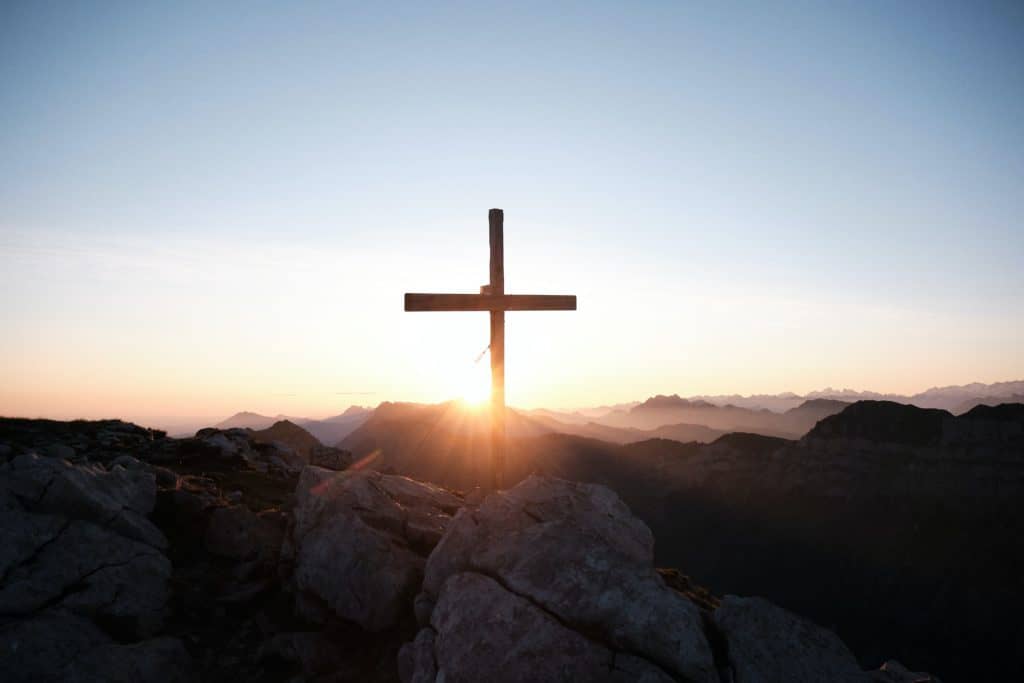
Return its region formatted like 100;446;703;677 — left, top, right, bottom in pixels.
807;400;950;446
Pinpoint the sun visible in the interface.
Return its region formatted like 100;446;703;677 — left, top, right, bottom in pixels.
457;362;491;407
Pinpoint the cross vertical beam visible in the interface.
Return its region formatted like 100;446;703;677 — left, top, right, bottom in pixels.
488;208;505;491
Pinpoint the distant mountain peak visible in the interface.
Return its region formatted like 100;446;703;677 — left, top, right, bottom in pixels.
632;394;700;412
250;419;320;457
215;411;279;431
341;405;370;416
787;398;850;413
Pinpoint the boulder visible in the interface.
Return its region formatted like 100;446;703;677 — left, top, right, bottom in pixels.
194;427;250;455
0;514;171;636
397;628;437;683
0;612;193;683
0;455;171;638
415;571;675;683
158;426;314;475
174;428;256;468
4;453;166;549
713;595;865;683
290;467;464;631
110;455;179;488
409;475;717;683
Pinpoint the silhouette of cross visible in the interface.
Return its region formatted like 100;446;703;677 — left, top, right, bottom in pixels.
404;208;577;490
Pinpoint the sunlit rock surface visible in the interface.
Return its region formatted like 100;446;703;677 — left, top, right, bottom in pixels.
290;466;464;631
410;475;717;683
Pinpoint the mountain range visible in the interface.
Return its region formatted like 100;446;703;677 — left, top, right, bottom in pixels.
593;395;851;435
687;379;1024;413
208;380;1021;449
527;379;1023;432
216;405;371;445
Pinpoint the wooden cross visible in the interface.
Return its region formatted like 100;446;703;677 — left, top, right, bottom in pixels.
404;208;577;490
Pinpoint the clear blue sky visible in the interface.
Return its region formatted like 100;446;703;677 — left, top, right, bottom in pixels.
2;1;1022;426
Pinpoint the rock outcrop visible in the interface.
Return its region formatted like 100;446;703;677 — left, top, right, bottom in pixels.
151;423;351;476
185;427;309;474
1;612;192;683
289;467;464;631
714;596;865;682
0;418;164;466
0;452;187;682
410;475;717;682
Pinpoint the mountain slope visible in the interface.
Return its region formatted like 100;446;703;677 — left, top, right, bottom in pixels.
573;379;1024;416
298;407;372;446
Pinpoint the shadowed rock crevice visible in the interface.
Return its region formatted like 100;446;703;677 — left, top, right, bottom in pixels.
697;608;732;683
466;563;684;682
0;515;72;588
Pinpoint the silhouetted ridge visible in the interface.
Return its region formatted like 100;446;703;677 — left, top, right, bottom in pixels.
632;394;714;412
961;402;1024;422
710;431;792;453
250;419;320;458
784;398;850;417
618;437;705;458
808;400;950;446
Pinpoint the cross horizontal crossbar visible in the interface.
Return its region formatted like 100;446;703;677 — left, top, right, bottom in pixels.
404;293;576;312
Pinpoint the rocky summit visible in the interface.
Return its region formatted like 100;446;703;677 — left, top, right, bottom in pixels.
0;417;939;682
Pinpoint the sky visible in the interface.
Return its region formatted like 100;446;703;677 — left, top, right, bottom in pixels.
1;1;1022;429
